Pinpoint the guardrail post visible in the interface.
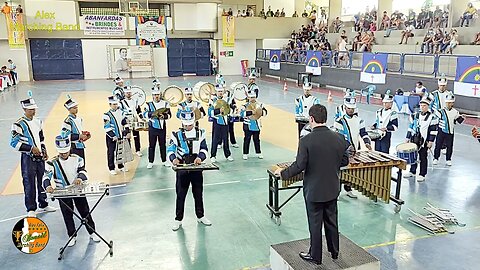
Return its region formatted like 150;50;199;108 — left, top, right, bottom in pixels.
433;54;439;77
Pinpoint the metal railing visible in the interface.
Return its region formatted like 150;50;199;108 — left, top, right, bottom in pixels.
256;49;467;78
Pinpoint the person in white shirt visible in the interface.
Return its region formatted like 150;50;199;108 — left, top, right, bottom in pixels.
211;56;218;75
43;135;101;247
8;59;17;85
399;23;415;44
433;93;465;166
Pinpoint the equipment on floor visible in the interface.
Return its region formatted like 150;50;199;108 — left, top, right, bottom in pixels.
115;138;134;165
396;142;418;165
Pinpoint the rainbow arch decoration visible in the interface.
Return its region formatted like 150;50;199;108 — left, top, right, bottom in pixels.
360;53;387;84
269;50;281;70
306;50;322;75
454;56;480;98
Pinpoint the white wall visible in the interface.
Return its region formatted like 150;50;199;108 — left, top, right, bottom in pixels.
197;3;218;32
81;39;128;80
217;39;256;76
0;41;30;81
25;0;77;30
264;0;295;16
174;3;197;31
0;15;8;39
153;48;168;78
262;39;290;49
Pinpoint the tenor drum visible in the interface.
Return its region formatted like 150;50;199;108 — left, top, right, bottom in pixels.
163;85;184;106
193;82;215;103
131;85;146;106
230;82;248;100
396;142;418;165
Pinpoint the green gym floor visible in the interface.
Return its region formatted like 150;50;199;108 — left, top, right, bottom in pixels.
0;76;479;270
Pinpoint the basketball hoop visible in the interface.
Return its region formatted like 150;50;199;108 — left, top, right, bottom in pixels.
119;0;149;16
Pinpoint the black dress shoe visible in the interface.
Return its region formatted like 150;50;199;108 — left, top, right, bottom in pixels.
331;252;338;260
299;252;321;265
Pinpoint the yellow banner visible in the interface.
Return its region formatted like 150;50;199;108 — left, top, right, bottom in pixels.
6;13;26;49
222;16;235;47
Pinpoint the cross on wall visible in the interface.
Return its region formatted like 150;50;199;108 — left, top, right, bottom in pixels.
472;85;479;96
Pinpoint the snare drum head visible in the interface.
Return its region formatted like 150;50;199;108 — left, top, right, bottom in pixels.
396;142;417;152
163;85;184;106
131;86;146;106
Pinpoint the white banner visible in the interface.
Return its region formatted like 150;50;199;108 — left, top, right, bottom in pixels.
360;72;386;84
306;66;321;76
269;62;280;70
83;15;125;36
454;81;480;98
128;46;153;72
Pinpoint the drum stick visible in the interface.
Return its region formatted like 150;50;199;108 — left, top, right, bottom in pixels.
463;114;480;119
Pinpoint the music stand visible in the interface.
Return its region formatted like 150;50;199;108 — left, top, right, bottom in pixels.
49;185;114;260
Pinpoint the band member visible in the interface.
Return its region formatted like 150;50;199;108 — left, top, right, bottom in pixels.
62;96;90;161
430;77;452;112
177;85;206;128
143;87;172;169
433;94;465;166
8;59;17;85
472;126;480;143
334;91;356;121
120;86;143;157
168;108;212;231
10;93;56;217
43;135;100;246
240;90;268;160
275;104;350;265
103;96;130;175
208;85;234;162
334;97;371;198
112;77;125;101
224;81;240;148
404;96;438;181
370;92;398;153
295;81;320;137
247;73;259;98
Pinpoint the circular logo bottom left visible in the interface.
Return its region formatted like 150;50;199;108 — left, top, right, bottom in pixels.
12;217;50;254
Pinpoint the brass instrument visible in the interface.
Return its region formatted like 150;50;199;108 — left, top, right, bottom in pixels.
193;108;202;121
214;99;230;116
151;107;168;119
162;85;184;106
193;82;215;103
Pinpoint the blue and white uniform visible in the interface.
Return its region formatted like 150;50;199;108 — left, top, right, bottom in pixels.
10;97;50;213
239;97;268;155
143;95;171;164
371;94;398;153
120;87;143;153
42;135;96;238
168;109;209;222
208;90;234;159
295;82;320;137
103;96;130;171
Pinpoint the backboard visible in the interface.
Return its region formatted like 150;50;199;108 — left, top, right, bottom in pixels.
119;0;149;16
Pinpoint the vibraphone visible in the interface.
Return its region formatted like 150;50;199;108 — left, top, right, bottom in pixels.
266;151;407;225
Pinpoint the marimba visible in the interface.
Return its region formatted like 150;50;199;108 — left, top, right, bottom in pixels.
172;163;219;172
266;151;406;225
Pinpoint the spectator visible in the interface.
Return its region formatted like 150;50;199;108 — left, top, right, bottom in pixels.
412;81;427;97
440;30;452;53
336;36;349;67
266;6;274;17
280;8;285;17
369;22;377;32
310;10;317;25
420;29;435;54
222;9;228;16
331;17;342;33
302;10;308;18
241;10;247;17
228;8;233;16
399;22;415;44
441;10;449;28
446;29;459;54
471;32;480;45
407;9;417;28
359;32;373;52
236;10;241;17
431;29;444;54
210;55;218;75
324;39;332;51
460;3;477;27
292;11;298;17
1;2;11;14
8;59;17;85
380;11;390;30
248;8;254;17
16;4;22;14
259;9;266;18
352;32;362;51
433;6;443;20
274;9;280;17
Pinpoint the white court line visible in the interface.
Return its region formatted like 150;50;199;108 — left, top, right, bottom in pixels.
0;179;244;224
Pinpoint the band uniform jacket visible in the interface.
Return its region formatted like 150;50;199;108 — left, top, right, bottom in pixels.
281;126;350;202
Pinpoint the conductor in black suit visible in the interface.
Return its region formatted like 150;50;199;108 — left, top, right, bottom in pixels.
275;104;350;265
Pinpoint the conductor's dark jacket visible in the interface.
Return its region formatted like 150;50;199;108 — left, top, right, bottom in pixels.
281;126;349;202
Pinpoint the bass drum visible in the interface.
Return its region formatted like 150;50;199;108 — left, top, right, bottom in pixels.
230;82;248;101
130;85;146;106
193;82;215;103
163;85;184;106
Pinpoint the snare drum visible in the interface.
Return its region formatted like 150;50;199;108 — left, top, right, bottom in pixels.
396;142;418;165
